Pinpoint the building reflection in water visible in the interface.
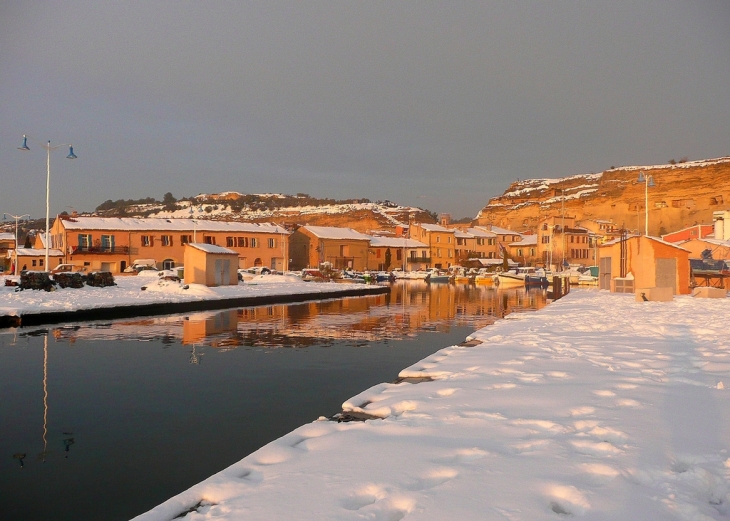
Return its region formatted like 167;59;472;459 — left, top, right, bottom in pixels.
45;282;547;350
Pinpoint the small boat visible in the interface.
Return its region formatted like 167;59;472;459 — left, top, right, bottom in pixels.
497;267;549;288
392;269;431;281
474;268;496;285
452;267;476;283
426;268;451;283
577;266;599;286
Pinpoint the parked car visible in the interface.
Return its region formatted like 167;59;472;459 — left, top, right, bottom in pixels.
123;259;157;273
51;264;87;275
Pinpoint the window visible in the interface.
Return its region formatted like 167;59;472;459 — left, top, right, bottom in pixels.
237;237;247;247
476;238;484;246
250;238;258;248
204;236;215;245
437;248;442;258
530;248;535;256
180;235;192;244
398;250;403;261
141;235;152;247
78;234;92;250
101;235;115;251
421;251;427;259
268;238;276;248
32;259;37;267
161;235;172;247
436;236;440;243
518;249;523;257
376;249;381;258
226;237;234;247
447;236;452;244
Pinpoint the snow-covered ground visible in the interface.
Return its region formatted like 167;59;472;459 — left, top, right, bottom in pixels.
133;290;730;521
0;274;381;318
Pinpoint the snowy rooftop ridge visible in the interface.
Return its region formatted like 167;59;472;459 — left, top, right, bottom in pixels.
60;217;289;234
301;226;372;240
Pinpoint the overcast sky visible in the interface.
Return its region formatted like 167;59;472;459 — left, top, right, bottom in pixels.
1;1;729;220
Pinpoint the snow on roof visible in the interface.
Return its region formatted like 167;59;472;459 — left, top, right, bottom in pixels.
368;237;427;248
186;243;238;255
454;231;473;239
418;223;454;233
511;235;537;246
465;227;496;237
0;233;15;241
60;217;289;234
301;226;371;240
488;226;522;236
600;234;691;252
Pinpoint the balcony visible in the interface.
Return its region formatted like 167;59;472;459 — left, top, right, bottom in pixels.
407;257;431;264
70;245;130;255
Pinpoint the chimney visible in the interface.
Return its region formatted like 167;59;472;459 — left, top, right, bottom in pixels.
714;211;730;240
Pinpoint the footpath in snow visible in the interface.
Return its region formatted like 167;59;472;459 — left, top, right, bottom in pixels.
134;290;730;521
0;274;386;326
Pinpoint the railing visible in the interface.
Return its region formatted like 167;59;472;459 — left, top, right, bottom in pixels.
70;245;130;255
407;257;431;263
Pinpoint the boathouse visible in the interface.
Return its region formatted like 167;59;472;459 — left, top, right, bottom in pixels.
598;235;691;295
184;243;239;287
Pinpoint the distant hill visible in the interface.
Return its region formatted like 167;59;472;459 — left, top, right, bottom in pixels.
93;193;436;233
475;157;730;236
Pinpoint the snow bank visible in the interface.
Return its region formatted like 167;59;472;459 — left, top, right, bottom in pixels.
0;275;381;318
133;290;730;521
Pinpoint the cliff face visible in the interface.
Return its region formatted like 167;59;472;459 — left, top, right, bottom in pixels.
475;157;730;235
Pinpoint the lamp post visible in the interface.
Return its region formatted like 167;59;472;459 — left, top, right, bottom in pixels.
188;206;198;242
3;213;30;276
18;135;77;271
637;171;655;236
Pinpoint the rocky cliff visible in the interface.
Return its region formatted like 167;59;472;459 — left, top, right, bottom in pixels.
475;157;730;236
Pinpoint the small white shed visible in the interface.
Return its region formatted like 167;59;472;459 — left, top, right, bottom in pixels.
183;243;239;286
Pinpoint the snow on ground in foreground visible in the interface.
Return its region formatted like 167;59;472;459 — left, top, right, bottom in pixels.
134;290;730;521
0;275;370;317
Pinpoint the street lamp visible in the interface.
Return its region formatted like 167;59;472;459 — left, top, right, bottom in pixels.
188;206;198;242
18;135;77;271
3;213;30;276
637;171;655;236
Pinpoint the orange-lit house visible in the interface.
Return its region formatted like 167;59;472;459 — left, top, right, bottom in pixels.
0;232;16;272
409;223;456;269
8;247;64;272
598;235;691;294
454;227;498;262
661;224;715;243
368;236;429;271
289;226;372;271
46;216;289;273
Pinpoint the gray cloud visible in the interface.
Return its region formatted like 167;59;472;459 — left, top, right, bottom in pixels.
1;0;729;219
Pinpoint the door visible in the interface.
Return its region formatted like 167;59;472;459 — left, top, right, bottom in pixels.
599;257;612;290
655;258;677;294
214;259;223;286
221;259;231;285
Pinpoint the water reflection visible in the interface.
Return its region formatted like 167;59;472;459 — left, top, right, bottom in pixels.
40;283;547;349
1;282;548;521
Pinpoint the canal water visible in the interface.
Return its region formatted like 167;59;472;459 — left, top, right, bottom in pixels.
0;282;547;520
